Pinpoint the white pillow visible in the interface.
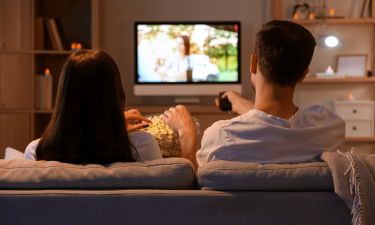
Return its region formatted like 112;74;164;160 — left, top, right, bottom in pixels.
4;147;24;160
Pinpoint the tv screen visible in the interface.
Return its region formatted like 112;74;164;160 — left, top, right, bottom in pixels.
135;22;240;84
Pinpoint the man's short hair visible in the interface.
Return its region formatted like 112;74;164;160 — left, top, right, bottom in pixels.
255;20;316;86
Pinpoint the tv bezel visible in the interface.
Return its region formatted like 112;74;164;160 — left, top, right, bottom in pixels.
134;21;241;85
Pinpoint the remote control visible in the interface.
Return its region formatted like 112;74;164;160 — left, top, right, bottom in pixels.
219;92;232;111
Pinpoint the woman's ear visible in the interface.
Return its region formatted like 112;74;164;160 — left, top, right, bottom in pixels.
250;54;257;74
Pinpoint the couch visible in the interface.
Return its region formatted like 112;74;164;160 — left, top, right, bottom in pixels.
0;158;351;225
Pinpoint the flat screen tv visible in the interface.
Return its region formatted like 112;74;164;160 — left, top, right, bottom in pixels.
135;21;241;96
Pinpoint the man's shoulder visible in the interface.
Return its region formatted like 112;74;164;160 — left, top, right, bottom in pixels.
297;105;345;129
303;105;344;121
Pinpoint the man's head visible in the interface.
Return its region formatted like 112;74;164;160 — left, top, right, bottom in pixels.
252;20;316;86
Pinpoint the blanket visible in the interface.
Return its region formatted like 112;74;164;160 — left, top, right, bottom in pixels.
321;149;375;225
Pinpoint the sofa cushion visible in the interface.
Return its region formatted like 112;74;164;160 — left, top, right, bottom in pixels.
0;158;195;189
197;160;333;191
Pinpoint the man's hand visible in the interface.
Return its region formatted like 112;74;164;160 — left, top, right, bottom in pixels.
162;105;198;168
124;109;151;132
215;91;254;115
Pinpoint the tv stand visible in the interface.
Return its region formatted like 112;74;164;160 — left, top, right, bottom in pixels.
174;97;200;104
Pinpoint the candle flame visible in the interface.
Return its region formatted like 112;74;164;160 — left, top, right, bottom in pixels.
329;9;336;17
44;68;51;75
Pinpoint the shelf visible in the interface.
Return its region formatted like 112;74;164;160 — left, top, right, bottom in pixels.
0;109;32;114
0;50;32;54
302;77;375;84
33;50;77;55
345;137;375;143
33;109;54;114
292;18;375;25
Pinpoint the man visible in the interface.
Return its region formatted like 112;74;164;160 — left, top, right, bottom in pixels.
163;20;344;168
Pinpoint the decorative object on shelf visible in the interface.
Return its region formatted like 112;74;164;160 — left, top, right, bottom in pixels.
334;99;374;138
316;65;344;78
292;3;310;20
35;68;53;110
336;54;367;77
71;42;82;50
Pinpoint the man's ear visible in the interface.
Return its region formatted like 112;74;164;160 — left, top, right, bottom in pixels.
250;53;257;74
298;68;309;83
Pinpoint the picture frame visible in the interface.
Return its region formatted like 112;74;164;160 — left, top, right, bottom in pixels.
336;54;367;77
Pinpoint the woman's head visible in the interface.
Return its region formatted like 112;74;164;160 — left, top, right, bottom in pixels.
176;35;190;56
36;50;134;164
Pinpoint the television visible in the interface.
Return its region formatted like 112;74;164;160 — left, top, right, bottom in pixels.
134;21;241;97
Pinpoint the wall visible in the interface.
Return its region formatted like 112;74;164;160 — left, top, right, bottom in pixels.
98;0;268;106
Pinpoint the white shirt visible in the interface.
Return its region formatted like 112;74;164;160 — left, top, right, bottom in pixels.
196;105;345;166
24;131;162;162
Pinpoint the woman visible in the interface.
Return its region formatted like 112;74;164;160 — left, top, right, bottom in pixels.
155;35;193;82
24;50;162;164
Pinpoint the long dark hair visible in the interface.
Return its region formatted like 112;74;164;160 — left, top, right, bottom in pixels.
36;50;134;164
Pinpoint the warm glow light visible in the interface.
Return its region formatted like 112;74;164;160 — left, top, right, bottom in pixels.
348;92;355;101
324;35;339;48
44;68;51;75
329;8;336;17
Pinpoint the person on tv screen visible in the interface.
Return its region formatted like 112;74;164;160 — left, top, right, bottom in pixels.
163;20;345;168
24;50;162;164
154;34;219;82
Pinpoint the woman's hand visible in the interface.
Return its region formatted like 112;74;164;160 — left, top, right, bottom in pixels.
124;109;151;132
215;91;254;115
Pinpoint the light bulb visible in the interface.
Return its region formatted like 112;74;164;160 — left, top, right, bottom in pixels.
324;35;339;48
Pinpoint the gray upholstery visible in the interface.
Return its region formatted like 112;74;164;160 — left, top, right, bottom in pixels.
0;190;351;225
0;158;195;189
0;158;351;225
197;160;333;190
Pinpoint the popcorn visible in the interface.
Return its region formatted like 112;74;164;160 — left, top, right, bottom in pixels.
142;115;181;158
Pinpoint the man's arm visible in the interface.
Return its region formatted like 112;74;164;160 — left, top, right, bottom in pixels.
163;105;198;169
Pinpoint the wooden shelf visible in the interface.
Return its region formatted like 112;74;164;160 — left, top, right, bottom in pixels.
0;50;32;54
0;109;32;114
345;137;375;143
33;109;54;114
292;18;375;25
302;77;375;84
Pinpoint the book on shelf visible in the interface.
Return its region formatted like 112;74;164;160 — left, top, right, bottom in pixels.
348;0;373;18
35;69;53;110
45;18;65;50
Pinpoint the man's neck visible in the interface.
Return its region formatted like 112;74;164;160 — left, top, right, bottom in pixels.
254;83;298;120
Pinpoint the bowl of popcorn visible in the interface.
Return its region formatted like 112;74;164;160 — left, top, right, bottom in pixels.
141;114;199;158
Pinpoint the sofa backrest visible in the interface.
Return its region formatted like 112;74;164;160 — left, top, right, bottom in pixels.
0;158;195;189
197;160;333;191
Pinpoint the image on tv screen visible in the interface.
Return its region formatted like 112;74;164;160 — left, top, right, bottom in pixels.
136;22;240;83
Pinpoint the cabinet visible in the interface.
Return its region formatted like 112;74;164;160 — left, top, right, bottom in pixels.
0;0;98;158
272;0;375;153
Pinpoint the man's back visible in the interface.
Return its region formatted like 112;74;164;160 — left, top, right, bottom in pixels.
196;105;345;166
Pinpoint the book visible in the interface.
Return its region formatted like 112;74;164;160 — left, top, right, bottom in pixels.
34;17;45;49
45;18;64;50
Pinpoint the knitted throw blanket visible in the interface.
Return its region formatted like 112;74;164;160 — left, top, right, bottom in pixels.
321;149;375;225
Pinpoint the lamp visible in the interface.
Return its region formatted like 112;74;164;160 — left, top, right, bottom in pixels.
323;35;340;48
